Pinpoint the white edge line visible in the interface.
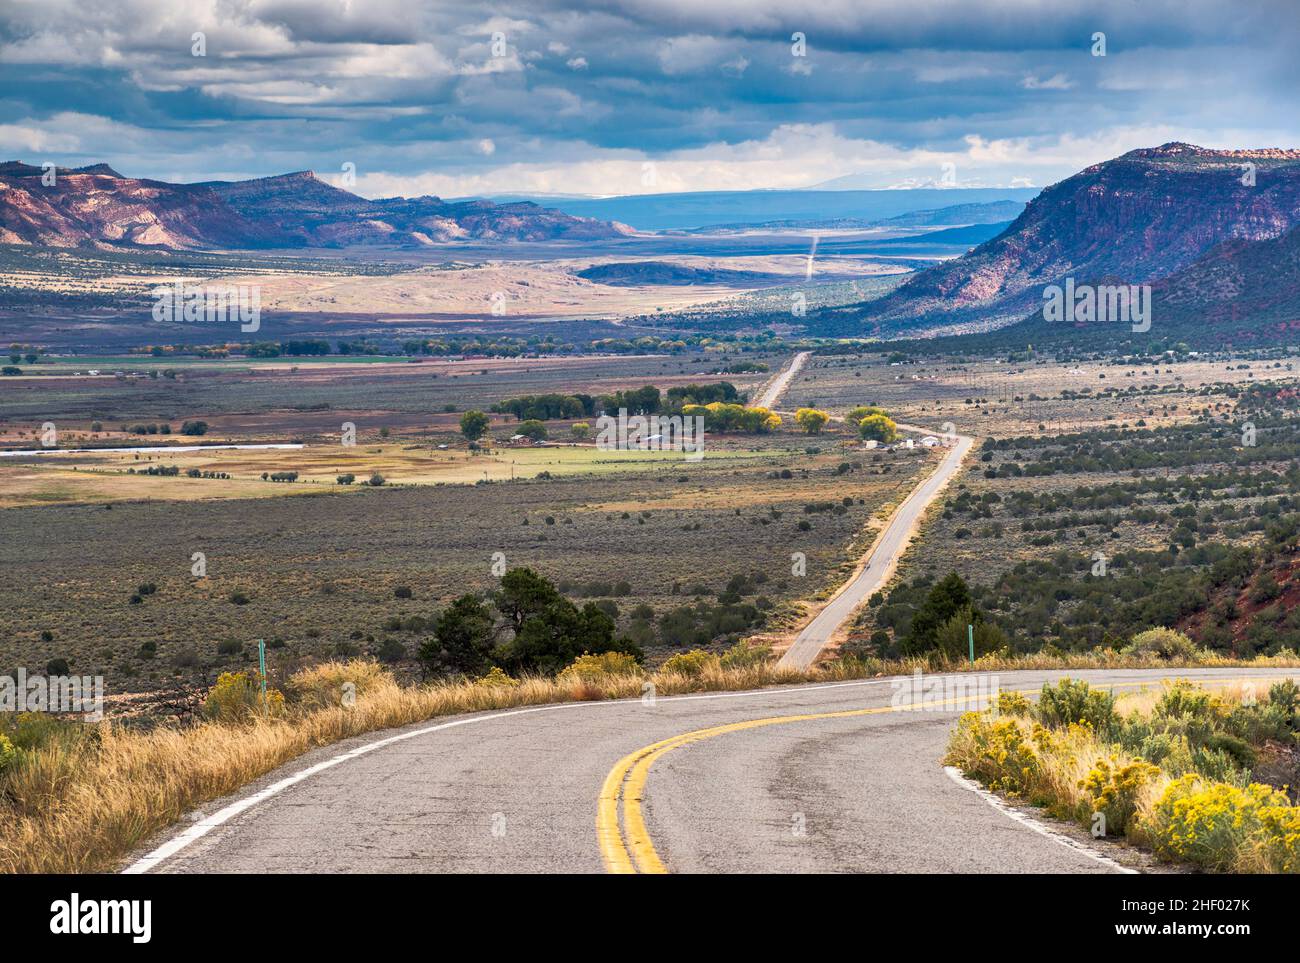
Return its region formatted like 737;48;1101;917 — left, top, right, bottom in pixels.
123;674;899;874
943;766;1138;875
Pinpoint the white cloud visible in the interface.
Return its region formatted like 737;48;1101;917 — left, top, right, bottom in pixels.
198;79;341;106
347;123;1170;197
657;35;736;76
0;124;81;153
456;16;535;39
1020;72;1075;90
0;113;144;155
2;0;1297;197
337;43;455;80
722;56;750;76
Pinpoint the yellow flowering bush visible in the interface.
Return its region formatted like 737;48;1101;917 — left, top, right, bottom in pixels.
1036;678;1116;734
995;690;1032;717
202;671;285;723
659;649;720;677
1080;756;1161;833
1253;803;1300;873
0;732;15;773
1029;721;1058;749
947;712;1040;796
719;640;772;669
951;678;1300;872
474;666;520;688
558;651;642;682
1123;628;1202;661
1145;775;1291;871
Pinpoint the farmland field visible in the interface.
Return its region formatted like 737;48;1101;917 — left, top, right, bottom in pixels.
9;335;1300;698
0;438;930;691
5;334;958;698
0;352;779;425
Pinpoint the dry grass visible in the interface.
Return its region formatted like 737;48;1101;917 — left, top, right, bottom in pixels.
5;650;1300;874
0;659;809;874
0;465;310;508
0;444;788;508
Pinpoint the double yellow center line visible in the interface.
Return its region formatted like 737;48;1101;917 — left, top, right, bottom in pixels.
596;675;1296;874
597;701;950;873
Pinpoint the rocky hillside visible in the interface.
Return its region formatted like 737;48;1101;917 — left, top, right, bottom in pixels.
1148;221;1300;343
0;163;629;250
0;162;266;248
830;143;1300;334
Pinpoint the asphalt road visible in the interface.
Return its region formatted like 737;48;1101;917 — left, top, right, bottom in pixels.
128;668;1299;874
751;343;974;669
778;429;974;670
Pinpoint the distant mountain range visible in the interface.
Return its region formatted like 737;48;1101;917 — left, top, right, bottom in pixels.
0;163;630;249
678;199;1026;233
823;143;1300;338
808;171;1033;191
466;188;1040;232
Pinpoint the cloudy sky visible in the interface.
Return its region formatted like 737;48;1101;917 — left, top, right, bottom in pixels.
2;0;1297;198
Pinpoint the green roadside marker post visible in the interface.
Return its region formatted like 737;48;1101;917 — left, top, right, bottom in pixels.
968;624;975;666
257;638;267;708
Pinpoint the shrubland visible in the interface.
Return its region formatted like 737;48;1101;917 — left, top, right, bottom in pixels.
947;676;1300;872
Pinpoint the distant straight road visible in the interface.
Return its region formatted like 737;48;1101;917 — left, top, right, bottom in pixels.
752;350;809;409
778;429;974;669
749;348;974;669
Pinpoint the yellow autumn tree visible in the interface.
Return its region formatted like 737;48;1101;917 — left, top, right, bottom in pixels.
794;408;830;434
858;413;899;443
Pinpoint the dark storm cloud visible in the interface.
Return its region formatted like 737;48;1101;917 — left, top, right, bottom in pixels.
0;0;1296;195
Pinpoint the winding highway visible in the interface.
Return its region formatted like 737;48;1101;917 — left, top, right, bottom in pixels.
120;352;1291;875
755;348;975;669
128;668;1299;874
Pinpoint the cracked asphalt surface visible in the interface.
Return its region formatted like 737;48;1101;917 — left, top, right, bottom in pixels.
133;667;1299;874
